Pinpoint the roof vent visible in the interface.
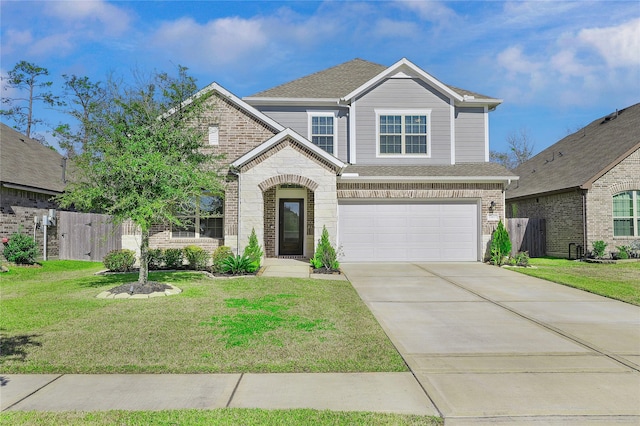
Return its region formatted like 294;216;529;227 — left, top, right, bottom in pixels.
602;109;619;123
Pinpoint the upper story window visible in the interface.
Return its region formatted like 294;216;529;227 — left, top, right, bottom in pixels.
376;110;431;157
208;125;219;145
613;190;640;237
308;112;336;155
172;194;224;239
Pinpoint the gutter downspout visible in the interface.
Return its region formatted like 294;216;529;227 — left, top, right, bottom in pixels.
230;167;241;256
582;190;587;258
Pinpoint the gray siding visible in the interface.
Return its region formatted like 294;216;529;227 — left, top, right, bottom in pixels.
354;78;452;165
257;106;349;162
455;107;486;163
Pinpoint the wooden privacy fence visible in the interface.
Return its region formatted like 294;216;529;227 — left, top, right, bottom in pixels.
507;218;546;257
58;212;121;261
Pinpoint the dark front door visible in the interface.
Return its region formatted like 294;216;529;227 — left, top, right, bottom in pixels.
279;199;304;256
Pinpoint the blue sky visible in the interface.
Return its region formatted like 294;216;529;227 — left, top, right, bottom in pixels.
1;0;639;156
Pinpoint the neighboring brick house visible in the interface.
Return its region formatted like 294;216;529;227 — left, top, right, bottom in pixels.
506;103;640;258
124;58;517;262
0;123;66;259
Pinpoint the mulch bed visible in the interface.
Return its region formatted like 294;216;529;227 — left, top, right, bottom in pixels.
311;267;341;274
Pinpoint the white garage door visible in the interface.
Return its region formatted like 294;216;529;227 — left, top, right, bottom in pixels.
338;200;478;262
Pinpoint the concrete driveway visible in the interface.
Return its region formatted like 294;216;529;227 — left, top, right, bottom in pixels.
341;262;640;425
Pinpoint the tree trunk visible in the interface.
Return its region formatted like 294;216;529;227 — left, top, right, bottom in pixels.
138;229;149;285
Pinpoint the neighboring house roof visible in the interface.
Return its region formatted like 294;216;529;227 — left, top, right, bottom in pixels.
246;58;501;108
231;128;346;170
0;123;66;194
506;103;640;200
341;163;517;183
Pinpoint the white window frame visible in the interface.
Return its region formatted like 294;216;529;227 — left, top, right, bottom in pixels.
208;125;219;146
375;109;431;158
171;194;224;239
307;111;337;155
613;190;640;237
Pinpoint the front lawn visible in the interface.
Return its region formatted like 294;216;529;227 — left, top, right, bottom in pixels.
0;261;406;374
511;258;640;305
1;409;442;425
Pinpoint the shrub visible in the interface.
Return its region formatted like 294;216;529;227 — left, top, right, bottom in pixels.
183;245;209;270
221;254;253;275
147;249;164;270
616;245;630;260
212;246;234;273
103;249;136;272
592;240;607;258
164;248;184;269
243;228;263;272
311;226;339;270
3;232;38;264
490;220;511;266
514;251;530;267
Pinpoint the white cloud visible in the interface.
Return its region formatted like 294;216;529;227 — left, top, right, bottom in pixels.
373;18;420;38
150;17;268;66
0;29;33;55
394;0;457;23
44;0;131;36
579;18;640;67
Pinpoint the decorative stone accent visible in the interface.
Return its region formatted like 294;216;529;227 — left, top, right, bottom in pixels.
96;284;182;299
259;175;319;192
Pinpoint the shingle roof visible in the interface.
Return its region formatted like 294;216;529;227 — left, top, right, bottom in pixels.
506;103;640;199
342;163;517;179
0;123;66;193
251;58;492;100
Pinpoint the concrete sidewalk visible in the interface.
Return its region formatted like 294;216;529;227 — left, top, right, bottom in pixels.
1;373;436;415
260;258;348;280
341;262;640;425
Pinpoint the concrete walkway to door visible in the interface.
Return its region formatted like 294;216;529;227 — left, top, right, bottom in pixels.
341;262;640;425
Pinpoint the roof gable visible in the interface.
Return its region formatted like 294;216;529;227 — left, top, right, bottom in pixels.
245;58;501;109
507;103;640;199
231;128;345;171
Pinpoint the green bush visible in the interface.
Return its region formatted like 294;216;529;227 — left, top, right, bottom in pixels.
514;251;530;267
221;254;253;275
311;226;339;270
592;240;607;258
147;249;164;270
212;246;234;273
183;245;209;270
490;220;511;266
616;245;630;260
3;232;38;265
243;228;263;272
103;249;136;272
164;248;184;269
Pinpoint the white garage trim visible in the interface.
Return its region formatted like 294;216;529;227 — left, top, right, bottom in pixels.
338;199;480;262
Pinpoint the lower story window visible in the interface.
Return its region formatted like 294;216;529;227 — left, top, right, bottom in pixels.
613;190;640;237
172;195;224;238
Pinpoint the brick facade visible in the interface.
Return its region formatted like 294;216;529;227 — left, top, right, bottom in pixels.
1;187;60;260
507;148;640;258
586;148;640;251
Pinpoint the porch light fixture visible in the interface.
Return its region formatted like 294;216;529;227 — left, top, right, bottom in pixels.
489;201;496;212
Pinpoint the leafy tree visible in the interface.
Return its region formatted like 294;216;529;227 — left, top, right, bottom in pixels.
490;127;535;170
490;220;512;266
54;75;106;157
58;66;223;285
0;60;62;140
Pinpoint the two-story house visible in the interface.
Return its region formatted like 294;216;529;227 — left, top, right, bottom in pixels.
126;58;517;262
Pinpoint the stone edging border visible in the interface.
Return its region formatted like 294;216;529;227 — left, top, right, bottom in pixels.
96;284;182;300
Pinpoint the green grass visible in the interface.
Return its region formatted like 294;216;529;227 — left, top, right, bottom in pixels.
0;409;442;425
511;258;640;305
0;261;407;374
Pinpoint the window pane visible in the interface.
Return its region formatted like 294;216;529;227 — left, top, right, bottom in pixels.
200;217;223;238
312;136;333;153
200;195;223;215
172;221;195;238
405;135;427;153
613;192;633;216
380;135;402;154
380;115;401;134
405;115;427;134
614;219;633;236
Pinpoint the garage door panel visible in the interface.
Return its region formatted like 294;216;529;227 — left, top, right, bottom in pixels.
338;201;478;262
